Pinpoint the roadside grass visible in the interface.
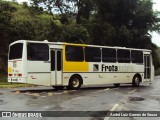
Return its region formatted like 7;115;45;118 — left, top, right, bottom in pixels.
0;74;35;88
0;83;36;88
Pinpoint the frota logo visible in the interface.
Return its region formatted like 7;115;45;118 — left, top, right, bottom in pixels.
102;64;118;72
93;64;99;71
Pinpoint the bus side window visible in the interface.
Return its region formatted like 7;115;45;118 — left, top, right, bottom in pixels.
102;48;116;62
117;49;130;63
27;43;49;61
65;45;84;62
85;47;101;62
131;50;143;63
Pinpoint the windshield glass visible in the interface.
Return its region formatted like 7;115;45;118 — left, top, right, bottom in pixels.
9;43;23;60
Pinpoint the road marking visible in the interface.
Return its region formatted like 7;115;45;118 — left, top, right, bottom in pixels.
93;91;103;94
54;92;63;95
93;88;110;94
73;97;82;100
33;93;40;96
128;89;137;94
41;96;47;98
103;88;110;91
48;92;54;96
63;90;68;93
110;104;119;111
15;91;20;94
104;104;119;120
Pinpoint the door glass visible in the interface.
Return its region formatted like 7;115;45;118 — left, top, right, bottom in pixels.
147;56;151;79
57;51;62;71
144;56;146;66
147;68;150;79
144;55;151;79
51;50;55;71
147;56;150;67
144;69;147;79
144;56;146;79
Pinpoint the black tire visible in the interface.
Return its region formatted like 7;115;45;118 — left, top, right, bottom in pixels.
53;86;64;90
132;75;141;87
114;84;120;87
67;75;82;90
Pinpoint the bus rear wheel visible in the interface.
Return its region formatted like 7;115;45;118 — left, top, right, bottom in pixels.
132;75;140;87
67;75;82;90
53;86;64;90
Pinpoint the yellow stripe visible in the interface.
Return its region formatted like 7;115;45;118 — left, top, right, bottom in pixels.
63;43;87;47
8;67;12;73
63;45;89;72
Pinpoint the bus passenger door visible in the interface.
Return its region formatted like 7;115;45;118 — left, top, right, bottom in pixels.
144;54;151;82
51;49;63;85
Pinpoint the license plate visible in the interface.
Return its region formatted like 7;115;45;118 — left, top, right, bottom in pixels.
12;78;18;81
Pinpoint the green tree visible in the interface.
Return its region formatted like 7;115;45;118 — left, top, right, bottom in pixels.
60;24;89;43
0;1;62;72
0;1;16;72
31;0;94;24
0;0;160;73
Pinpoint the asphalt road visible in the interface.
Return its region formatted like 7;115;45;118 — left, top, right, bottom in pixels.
0;76;160;120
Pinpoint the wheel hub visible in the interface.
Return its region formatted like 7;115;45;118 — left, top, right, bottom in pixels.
135;77;139;85
72;78;79;87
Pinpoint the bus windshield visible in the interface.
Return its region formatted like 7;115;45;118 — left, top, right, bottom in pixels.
9;43;23;60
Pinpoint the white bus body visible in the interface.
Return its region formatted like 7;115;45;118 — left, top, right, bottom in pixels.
8;40;154;89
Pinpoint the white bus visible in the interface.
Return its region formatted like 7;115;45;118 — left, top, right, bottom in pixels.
8;40;154;90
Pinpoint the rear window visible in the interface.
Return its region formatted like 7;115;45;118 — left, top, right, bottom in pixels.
9;43;23;60
27;43;49;61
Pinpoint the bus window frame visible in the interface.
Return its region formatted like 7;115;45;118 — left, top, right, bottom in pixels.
65;45;84;62
131;50;144;64
9;43;23;60
117;49;131;63
85;47;101;62
102;48;117;63
27;43;49;61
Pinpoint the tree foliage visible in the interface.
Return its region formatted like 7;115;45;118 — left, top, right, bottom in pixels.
0;0;160;72
0;0;16;71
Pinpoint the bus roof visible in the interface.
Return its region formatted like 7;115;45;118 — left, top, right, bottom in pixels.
10;40;152;52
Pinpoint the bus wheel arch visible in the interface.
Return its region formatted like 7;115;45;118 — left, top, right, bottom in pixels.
132;74;142;87
67;74;83;90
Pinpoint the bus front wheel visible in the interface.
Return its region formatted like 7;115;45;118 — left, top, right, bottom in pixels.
67;75;82;90
132;75;141;87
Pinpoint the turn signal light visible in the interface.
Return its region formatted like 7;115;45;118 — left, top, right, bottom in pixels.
8;74;12;76
18;74;22;77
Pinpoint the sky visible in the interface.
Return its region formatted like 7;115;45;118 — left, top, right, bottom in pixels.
15;0;160;47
